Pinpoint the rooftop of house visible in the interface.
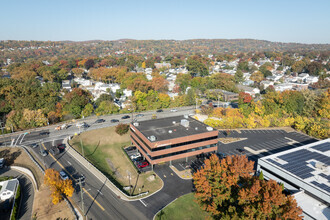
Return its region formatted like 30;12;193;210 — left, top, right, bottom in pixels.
131;115;216;142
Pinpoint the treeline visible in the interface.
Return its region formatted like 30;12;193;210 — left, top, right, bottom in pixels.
202;89;329;139
1;39;330;62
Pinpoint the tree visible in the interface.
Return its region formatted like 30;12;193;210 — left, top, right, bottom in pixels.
81;103;94;118
44;169;74;205
84;59;95;70
115;123;129;135
235;69;244;83
71;68;85;78
250;71;264;83
95;101;119;116
151;76;169;92
193;154;302;220
237;60;249;72
306;61;324;76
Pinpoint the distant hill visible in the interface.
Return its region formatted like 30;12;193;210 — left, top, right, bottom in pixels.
1;39;329;61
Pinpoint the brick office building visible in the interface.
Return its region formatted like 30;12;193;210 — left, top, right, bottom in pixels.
130;115;218;166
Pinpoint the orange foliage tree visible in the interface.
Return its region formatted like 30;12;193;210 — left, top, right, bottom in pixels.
193;154;302;219
44;169;74;204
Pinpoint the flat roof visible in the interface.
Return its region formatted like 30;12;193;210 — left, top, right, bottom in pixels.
132;115;215;142
260;139;330;197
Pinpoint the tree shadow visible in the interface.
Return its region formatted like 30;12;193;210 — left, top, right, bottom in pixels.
0;149;22;165
85;140;100;157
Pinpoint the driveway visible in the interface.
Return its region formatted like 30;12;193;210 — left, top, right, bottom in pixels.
131;163;193;219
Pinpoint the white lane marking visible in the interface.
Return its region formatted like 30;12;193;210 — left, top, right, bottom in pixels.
67;161;72;165
97;189;103;195
139;199;147;207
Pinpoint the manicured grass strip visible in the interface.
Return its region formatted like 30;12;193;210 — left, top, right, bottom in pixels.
155;193;210;220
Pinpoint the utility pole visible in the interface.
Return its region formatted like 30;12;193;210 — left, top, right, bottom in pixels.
80;138;84;157
78;176;85;216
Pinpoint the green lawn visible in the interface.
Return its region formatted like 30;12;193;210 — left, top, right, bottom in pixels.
155;193;210;220
69;126;163;196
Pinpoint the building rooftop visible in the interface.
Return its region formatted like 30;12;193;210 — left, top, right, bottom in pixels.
260;139;330;201
132;115;215;142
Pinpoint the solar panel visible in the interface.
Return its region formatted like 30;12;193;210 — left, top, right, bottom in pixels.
312;142;330;152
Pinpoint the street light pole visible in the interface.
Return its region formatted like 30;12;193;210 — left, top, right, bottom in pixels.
80;138;84;158
78;177;85;216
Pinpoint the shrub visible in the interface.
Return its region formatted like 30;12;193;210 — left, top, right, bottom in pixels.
115;123;129;136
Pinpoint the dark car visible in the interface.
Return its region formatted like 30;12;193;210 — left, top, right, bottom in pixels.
110;119;119;123
137;161;149;168
40;131;50;135
156;109;163;112
31;143;39;149
57;144;65;151
95;119;105;123
121;115;130;119
236;148;245;153
40;149;48;156
125;146;136;151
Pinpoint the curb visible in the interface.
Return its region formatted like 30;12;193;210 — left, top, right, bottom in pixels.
153;197;178;220
10;166;38;191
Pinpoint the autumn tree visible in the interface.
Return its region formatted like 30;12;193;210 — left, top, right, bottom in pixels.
193;154;302;220
44;169;74;204
151;76;169;92
115;123;129;135
250;71;264;83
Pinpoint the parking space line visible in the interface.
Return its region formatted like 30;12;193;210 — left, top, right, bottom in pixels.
139;199;148;207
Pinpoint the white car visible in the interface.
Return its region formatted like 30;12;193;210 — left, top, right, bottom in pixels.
60;170;69;180
170;109;177;112
130;153;141;160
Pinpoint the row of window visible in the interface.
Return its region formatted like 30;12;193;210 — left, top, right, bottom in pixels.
130;128;218;152
131;135;217;160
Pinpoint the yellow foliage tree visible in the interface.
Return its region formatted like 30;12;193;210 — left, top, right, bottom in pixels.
44;169;74;205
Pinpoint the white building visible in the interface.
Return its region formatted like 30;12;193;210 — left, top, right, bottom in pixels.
237;85;260;96
260;80;274;89
257;139;330;220
74;77;92;87
274;83;293;92
0;179;19;201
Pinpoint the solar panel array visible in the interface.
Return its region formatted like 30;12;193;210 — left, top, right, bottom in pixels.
266;142;330;193
311;142;330;152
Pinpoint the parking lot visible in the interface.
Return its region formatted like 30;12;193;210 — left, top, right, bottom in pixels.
124;146;152;172
218;129;317;165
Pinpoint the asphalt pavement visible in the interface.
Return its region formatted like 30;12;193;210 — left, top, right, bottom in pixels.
0;168;34;220
0;107;195;220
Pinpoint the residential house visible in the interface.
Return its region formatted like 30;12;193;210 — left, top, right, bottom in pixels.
260;80;274;89
305;76;319;84
62;80;72;91
274;83;293;92
154;62;171;69
237;85;260;97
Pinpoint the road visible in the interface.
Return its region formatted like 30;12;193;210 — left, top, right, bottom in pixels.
0;107;195;220
0;168;34;220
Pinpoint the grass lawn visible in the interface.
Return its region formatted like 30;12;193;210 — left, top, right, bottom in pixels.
69;126;162;196
155;193;210;220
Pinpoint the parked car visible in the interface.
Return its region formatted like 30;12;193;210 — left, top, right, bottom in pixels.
130;153;141;160
170;109;177;112
137;161;149;168
40;149;48;157
136;114;144;117
31;143;38;148
95;119;105;123
0;158;5;168
50;146;60;155
156;109;163;112
60;170;69;180
55;124;68;130
110;119;119;123
125;146;136;151
76;122;89;128
121;115;130;119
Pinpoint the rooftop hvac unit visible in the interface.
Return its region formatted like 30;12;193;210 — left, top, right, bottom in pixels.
168;130;173;133
172;121;176;124
206;127;213;131
149;135;156;142
195;127;198;130
181;119;189;128
133;122;139;126
184;114;189;119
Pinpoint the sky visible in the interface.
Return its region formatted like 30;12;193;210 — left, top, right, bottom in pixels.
1;0;330;44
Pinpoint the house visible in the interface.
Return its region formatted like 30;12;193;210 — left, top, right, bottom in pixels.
298;73;309;81
237;85;260;97
208;89;239;102
0;179;19;201
305;76;319;84
154;62;171;69
62;80;72;91
74;77;92;87
274;83;293;92
260;80;274;89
